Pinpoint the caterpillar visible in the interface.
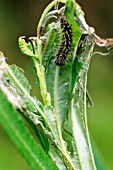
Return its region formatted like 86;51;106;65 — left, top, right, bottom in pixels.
55;16;72;66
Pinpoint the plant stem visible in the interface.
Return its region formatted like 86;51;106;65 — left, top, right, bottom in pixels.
33;58;51;105
37;0;66;36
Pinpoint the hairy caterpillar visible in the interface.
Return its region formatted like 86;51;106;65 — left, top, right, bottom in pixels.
55;16;72;66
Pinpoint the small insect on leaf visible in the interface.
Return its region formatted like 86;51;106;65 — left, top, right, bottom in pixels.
55;15;73;66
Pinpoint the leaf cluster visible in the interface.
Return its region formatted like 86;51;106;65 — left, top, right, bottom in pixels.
0;0;103;170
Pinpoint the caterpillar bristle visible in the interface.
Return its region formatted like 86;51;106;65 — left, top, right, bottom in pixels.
55;15;72;66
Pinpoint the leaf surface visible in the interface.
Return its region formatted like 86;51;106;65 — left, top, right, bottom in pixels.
44;0;82;131
70;35;96;169
18;37;38;58
0;90;58;170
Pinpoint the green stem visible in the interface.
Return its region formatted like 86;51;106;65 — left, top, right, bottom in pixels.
37;38;43;65
33;58;51;105
37;0;66;36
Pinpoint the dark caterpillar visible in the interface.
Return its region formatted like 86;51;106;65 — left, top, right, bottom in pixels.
55;16;72;66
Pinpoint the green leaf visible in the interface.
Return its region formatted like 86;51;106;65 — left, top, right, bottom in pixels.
0;90;58;170
46;64;72;128
49;145;67;170
70;35;96;169
65;0;82;59
26;96;44;113
18;37;38;59
41;1;82;168
44;105;60;145
44;0;82;130
43;21;70;131
6;65;31;94
42;23;57;69
0;55;53;148
3;65;31;96
2;63;44;118
18;109;49;154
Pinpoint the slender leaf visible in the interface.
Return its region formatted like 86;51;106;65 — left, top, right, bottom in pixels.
42;23;57;69
18;109;49;154
0;0;104;169
44;0;81;130
49;145;67;170
2;63;45;118
44;105;60;145
0;54;52;156
70;35;96;169
0;90;58;170
3;65;32;94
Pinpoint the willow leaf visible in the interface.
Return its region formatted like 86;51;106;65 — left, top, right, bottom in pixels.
64;0;82;59
0;90;58;170
44;105;60;145
18;37;38;58
3;64;44;117
44;0;81;131
18;109;49;154
70;35;96;170
5;65;32;94
40;1;82;168
0;55;53;147
49;145;67;170
19;32;61;146
42;24;57;69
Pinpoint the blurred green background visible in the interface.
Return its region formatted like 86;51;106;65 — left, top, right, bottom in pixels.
0;0;113;170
